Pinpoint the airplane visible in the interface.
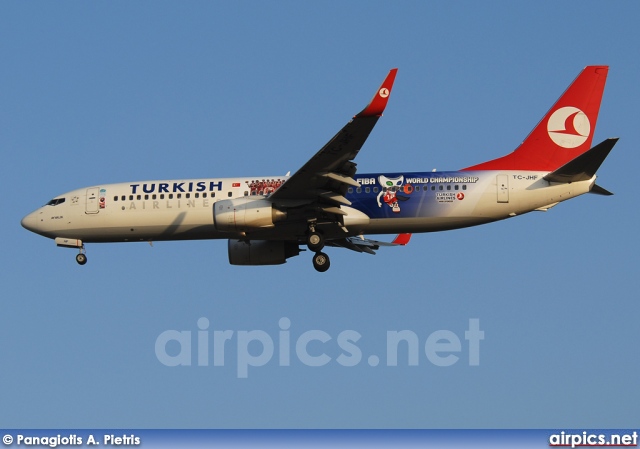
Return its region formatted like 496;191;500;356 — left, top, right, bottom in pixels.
21;66;616;272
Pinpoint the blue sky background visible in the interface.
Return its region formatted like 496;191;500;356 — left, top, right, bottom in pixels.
1;1;639;428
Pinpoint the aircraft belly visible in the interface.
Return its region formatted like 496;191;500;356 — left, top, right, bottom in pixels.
70;224;221;243
57;207;227;243
363;216;498;233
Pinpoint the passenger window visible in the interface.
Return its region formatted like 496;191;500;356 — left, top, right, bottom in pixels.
373;187;379;193
186;193;190;199
446;185;451;190
348;188;353;193
462;185;467;190
195;193;200;198
113;196;118;201
137;195;141;200
152;194;157;200
356;187;362;193
454;185;459;190
365;187;370;193
160;194;165;200
129;195;133;200
439;185;443;190
228;192;232;197
169;194;173;199
144;195;149;200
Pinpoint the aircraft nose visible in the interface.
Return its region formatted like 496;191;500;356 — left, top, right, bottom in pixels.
21;211;38;233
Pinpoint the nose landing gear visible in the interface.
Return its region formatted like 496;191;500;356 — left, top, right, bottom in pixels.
75;246;87;265
54;238;88;266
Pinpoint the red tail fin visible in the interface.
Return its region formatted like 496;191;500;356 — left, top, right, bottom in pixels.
463;66;608;172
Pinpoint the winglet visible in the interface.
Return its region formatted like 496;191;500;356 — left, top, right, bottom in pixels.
392;233;412;245
356;68;398;118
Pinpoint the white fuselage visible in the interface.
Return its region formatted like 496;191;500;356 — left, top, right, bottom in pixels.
21;171;596;244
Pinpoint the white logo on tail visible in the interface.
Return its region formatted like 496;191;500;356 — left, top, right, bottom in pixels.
379;88;389;98
547;106;590;148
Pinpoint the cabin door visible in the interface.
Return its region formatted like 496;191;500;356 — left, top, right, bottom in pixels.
497;175;509;203
86;187;100;214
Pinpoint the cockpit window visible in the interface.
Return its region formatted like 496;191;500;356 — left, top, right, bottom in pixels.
45;198;66;206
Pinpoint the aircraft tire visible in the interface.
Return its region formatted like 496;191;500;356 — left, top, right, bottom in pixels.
307;232;324;252
312;252;330;272
76;253;87;265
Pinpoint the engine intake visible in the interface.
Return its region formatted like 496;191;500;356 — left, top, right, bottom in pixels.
213;197;286;232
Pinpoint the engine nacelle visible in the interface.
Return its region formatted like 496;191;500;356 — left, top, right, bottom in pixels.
228;240;300;266
213;197;286;232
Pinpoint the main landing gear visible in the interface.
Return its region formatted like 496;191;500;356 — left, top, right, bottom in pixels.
307;223;330;272
312;251;330;272
307;231;324;252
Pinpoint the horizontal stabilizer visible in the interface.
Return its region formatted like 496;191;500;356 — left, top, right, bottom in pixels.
544;138;618;183
590;183;614;196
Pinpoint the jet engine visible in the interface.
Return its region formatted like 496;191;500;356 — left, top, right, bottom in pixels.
228;240;300;266
213;198;287;232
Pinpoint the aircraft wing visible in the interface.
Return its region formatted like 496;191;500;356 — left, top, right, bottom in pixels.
270;69;398;207
327;233;412;255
